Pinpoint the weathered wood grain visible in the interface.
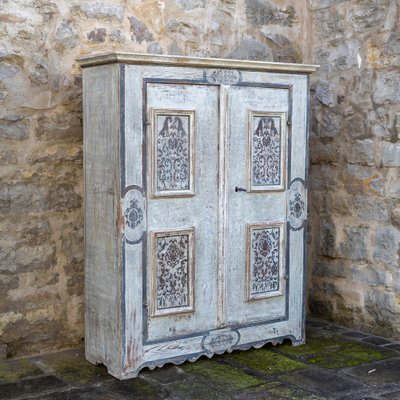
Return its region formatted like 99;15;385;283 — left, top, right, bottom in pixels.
83;64;123;375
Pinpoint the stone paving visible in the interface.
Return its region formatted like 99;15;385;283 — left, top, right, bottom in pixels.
1;319;400;400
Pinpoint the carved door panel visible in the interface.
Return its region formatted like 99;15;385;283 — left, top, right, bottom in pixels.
224;85;290;326
145;83;220;342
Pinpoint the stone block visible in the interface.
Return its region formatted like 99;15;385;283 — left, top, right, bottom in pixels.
382;143;400;167
351;263;392;287
308;0;332;10
345;139;375;165
369;107;392;140
0;62;19;79
32;348;109;385
310;140;339;163
176;357;264;390
62;222;83;263
129;16;153;43
365;289;400;329
8;183;36;209
346;164;377;180
10;183;49;212
147;42;163;55
87;28;106;43
81;2;123;21
320;220;336;257
228;38;272;61
175;0;206;10
165;19;198;43
29;144;82;164
279;368;365;397
391;204;400;226
308;296;335;318
373;226;400;264
343;114;367;140
245;0;296;27
349;1;387;31
317;109;341;137
35;113;82;142
224;347;307;375
332;39;360;71
0;376;66;399
373;71;400;105
354;195;389;221
110;29;124;42
0;150;17;165
261;32;299;63
308;0;347;11
385;32;400;55
0;276;19;292
338;226;368;260
346;358;400;385
315;81;335;106
313;260;348;279
0;116;28;140
0;358;44;382
23;91;52;110
48;183;82;212
313;9;343;40
29;63;49;86
54;20;78;51
14;243;56;273
309;164;339;190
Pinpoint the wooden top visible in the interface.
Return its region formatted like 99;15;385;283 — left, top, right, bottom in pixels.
77;52;319;74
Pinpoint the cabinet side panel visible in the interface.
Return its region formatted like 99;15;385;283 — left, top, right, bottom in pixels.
83;65;121;370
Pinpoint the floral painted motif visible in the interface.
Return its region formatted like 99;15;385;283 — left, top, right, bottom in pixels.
125;198;143;229
156;233;190;310
288;179;306;230
252;116;281;187
250;226;280;296
156;115;190;192
289;193;305;219
205;69;241;85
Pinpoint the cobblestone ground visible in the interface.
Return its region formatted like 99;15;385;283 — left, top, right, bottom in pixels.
1;319;400;400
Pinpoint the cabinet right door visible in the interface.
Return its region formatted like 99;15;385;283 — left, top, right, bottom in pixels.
224;82;305;329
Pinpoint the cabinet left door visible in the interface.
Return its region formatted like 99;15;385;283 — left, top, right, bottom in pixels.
144;82;220;342
118;79;221;358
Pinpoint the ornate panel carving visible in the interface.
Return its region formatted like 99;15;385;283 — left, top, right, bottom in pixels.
152;229;194;316
249;112;286;191
151;110;195;197
201;329;240;353
123;187;145;244
288;178;306;230
204;69;242;85
247;223;285;300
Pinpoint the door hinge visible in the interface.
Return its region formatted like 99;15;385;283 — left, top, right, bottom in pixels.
287;120;291;126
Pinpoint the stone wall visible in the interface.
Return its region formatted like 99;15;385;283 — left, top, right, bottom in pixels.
0;0;308;358
308;0;400;338
1;0;399;359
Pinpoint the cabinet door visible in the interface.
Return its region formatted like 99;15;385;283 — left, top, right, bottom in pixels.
224;85;291;325
145;83;220;342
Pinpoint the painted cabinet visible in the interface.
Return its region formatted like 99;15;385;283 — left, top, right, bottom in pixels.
78;52;318;379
